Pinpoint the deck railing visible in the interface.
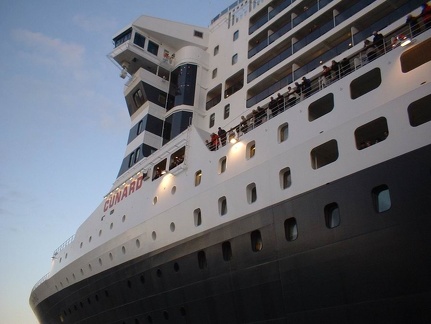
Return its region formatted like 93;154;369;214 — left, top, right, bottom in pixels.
206;18;428;151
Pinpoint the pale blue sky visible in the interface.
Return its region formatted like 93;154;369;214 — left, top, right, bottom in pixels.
0;1;234;322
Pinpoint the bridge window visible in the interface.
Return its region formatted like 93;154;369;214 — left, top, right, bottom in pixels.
147;40;159;56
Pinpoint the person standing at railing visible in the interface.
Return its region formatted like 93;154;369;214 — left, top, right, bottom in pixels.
301;76;311;98
331;60;340;81
364;39;377;62
421;3;431;29
406;14;422;37
372;31;384;56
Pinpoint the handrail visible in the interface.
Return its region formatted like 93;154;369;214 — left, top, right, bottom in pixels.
52;234;75;258
32;272;50;292
206;20;427;151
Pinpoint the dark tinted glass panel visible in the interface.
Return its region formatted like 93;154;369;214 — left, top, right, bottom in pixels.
163;111;193;144
350;68;382;100
133;33;146;48
167;64;197;110
308;93;334;121
408;94;431;127
147;40;159;56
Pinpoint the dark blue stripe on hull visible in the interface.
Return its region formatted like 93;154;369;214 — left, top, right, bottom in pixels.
35;144;431;323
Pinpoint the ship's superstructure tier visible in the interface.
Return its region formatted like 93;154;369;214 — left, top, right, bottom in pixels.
30;0;431;323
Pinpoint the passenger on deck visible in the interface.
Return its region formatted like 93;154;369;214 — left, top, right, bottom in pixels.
287;86;297;107
372;31;384;56
301;76;311;98
320;65;331;88
209;133;220;151
218;127;227;146
276;93;285;115
421;3;431;29
256;106;266;125
406;14;421;37
293;82;301;101
331;60;340;81
340;58;351;77
268;97;277;116
364;39;377;62
240;116;248;134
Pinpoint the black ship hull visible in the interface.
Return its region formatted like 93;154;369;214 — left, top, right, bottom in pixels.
35;144;431;324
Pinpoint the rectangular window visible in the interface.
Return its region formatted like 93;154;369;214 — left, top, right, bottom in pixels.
308;93;334;121
194;208;202;226
219;156;227;174
222;241;232;261
400;37;431;73
247;183;257;204
209;113;215;128
232;53;238;65
147;40;159;56
214;45;219;56
278;123;289;143
280;167;292;189
218;196;227;216
246;141;256;159
251;230;263;252
324;202;340;228
355;117;388;150
194;30;203;38
198;251;207;269
284;218;298;241
408;94;431;127
350;68;381;100
195;170;202;186
233;30;239;41
310;139;339;169
372;184;391;213
133;88;145;108
169;147;185;170
212;68;217;79
152;159;167;180
133;32;146;48
224;104;230;119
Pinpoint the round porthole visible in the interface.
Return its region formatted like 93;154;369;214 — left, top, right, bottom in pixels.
170;222;175;232
153;196;158;205
171;186;176;195
152;231;157;240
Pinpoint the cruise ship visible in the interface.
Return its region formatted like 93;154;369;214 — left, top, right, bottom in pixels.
30;1;431;323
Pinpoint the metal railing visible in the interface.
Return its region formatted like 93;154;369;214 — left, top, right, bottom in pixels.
206;18;428;151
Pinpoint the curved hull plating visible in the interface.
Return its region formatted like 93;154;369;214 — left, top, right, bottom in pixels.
34;144;431;324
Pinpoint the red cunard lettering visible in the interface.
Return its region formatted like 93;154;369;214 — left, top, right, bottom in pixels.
103;175;144;212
